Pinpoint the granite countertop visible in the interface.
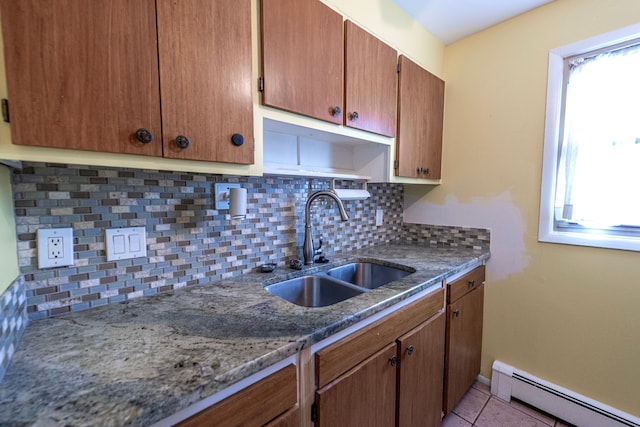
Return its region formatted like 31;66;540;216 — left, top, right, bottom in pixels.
0;244;490;426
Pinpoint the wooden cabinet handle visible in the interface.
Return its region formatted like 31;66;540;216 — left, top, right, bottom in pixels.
231;133;244;146
389;355;397;367
135;128;153;144
175;135;191;149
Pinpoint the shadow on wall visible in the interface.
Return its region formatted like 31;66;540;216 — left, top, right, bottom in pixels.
377;0;417;30
404;188;529;281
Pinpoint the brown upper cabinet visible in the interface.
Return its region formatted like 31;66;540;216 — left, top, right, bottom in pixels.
261;1;398;137
260;0;344;125
0;0;254;165
344;21;397;137
396;55;445;179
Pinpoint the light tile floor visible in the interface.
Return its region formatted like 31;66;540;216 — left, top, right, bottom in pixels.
442;381;576;427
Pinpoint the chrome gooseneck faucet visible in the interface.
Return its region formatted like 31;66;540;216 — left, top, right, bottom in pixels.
303;190;349;265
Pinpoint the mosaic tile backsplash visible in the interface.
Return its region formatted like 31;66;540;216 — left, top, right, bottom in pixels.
0;277;26;383
9;162;490;320
11;162;407;319
402;223;490;250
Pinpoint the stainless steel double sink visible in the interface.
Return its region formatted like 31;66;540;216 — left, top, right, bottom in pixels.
265;262;414;307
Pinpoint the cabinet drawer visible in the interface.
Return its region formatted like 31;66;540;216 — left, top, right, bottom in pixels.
447;265;485;304
315;288;444;388
177;364;297;427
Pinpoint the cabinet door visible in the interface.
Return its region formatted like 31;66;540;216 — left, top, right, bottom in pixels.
397;311;445;427
344;21;397;137
315;342;397;427
0;0;162;156
157;0;254;164
396;55;444;179
261;0;343;124
444;284;484;414
177;365;297;427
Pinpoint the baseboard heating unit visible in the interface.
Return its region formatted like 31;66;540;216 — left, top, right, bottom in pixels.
491;360;640;427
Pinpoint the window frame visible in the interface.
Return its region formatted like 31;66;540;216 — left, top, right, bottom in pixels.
538;23;640;252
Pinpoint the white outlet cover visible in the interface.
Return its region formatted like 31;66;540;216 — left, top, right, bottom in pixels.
37;228;74;269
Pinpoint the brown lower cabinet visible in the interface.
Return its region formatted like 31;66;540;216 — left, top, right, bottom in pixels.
443;266;485;414
316;342;398;426
177;364;297;427
314;288;446;427
397;313;446;427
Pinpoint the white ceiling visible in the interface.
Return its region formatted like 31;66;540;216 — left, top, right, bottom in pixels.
392;0;554;45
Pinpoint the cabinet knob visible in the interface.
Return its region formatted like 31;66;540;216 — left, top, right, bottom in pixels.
231;133;244;146
417;167;423;175
135;128;153;144
331;106;341;117
453;309;460;317
424;167;430;175
175;135;191;149
406;345;414;356
349;111;359;121
389;355;397;367
469;280;476;287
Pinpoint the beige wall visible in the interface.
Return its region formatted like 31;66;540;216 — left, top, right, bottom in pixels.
323;0;444;76
405;0;640;416
0;165;18;293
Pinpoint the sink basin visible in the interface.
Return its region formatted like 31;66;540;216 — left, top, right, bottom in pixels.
325;262;413;289
265;275;365;307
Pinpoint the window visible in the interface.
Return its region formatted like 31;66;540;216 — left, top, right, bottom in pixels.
539;23;640;251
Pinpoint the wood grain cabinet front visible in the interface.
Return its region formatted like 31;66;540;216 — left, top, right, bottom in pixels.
177;364;298;427
260;1;398;137
314;289;446;427
0;0;253;164
396;55;445;180
443;265;485;414
260;0;344;125
397;312;446;427
344;20;398;137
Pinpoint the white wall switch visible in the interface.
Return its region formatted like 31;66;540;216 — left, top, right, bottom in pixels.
37;228;74;269
105;227;147;261
375;209;384;226
214;183;241;210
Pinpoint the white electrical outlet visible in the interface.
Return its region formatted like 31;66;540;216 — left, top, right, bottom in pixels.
37;228;74;269
375;209;384;226
48;237;64;258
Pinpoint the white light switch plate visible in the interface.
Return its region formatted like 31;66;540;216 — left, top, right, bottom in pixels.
105;227;147;261
37;228;74;269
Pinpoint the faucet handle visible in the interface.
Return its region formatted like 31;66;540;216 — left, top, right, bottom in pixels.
313;238;323;254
